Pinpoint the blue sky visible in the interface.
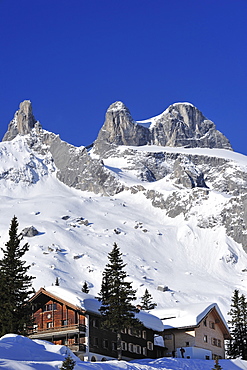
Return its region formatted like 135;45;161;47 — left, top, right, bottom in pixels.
1;0;247;154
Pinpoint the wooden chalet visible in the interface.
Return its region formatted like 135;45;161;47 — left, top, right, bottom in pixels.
155;302;231;360
29;286;165;361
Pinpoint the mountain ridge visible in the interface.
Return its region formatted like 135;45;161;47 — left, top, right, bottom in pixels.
93;101;232;156
1;100;247;320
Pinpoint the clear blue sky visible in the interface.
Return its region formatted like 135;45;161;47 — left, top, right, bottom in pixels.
1;0;247;154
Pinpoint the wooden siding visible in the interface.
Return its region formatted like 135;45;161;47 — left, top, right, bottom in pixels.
29;290;163;360
32;298;86;331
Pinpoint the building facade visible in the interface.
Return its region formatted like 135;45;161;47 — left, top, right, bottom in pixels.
157;303;231;360
29;287;165;361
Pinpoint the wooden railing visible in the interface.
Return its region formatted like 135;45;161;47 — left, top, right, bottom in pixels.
29;324;86;335
69;343;86;352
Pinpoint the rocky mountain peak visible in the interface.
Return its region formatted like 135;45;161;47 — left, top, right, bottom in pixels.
93;101;232;156
2;100;38;141
93;101;150;155
107;101;129;113
150;102;232;150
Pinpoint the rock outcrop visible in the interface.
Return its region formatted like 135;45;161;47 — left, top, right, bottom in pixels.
2;99;247;251
94;101;232;156
2;100;39;141
49;136;124;196
149;103;232;149
93;101;150;155
21;226;39;237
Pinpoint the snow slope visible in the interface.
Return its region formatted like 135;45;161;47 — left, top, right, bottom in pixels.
0;335;247;370
0;136;247;322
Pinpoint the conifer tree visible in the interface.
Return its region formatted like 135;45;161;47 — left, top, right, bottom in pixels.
211;357;222;370
0;216;34;336
140;288;157;310
60;354;76;370
81;281;89;293
227;289;247;359
98;242;139;360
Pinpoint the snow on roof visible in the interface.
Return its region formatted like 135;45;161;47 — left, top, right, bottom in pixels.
45;285;101;313
136;310;164;332
154;302;229;331
45;286;164;332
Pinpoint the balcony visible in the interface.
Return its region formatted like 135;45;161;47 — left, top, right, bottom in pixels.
29;324;86;338
69;343;86;353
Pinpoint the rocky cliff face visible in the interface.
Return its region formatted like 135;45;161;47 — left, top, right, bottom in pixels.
2;100;39;141
93;101;232;156
49;136;123;195
93;101;150;155
2;101;124;196
149;103;232;149
2;100;247;251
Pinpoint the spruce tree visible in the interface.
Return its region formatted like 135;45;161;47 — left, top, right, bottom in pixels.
60;354;76;370
98;242;139;360
211;357;222;370
0;216;34;336
140;288;157;310
81;281;89;293
227;289;247;359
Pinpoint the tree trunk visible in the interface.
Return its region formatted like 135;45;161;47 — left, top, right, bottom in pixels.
117;331;122;360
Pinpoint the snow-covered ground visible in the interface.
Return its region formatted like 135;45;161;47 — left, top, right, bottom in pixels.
0;137;247;321
0;335;247;370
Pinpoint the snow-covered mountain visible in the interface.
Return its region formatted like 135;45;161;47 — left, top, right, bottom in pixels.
1;100;247;320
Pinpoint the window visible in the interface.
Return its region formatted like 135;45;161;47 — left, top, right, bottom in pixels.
217;339;222;347
164;334;172;340
92;318;99;328
121;341;127;351
203;335;208;343
112;342;117;351
147;341;153;351
203;319;207;327
103;339;108;349
44;303;57;311
93;337;99;346
121;327;127;334
135;345;141;354
47;322;53;328
211;338;217;346
135;329;141;338
209;321;215;329
142;330;147;339
128;328;133;336
143;347;147;356
186;342;189;346
128;343;134;352
62;319;68;326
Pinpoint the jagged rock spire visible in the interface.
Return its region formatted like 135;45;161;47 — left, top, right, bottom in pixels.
149;103;232;150
2;100;38;141
94;101;232;155
93;101;150;155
